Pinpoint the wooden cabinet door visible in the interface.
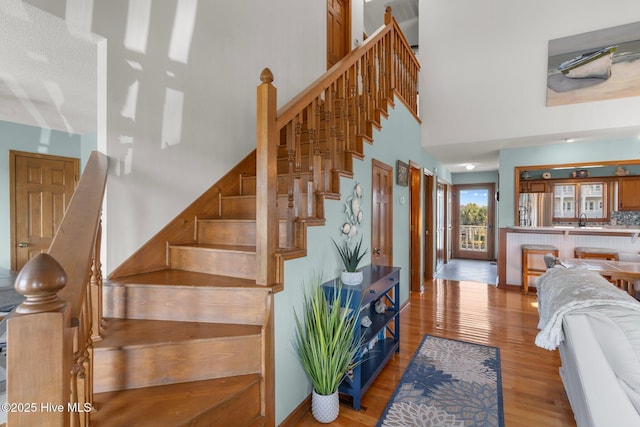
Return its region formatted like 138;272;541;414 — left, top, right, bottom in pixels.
520;180;547;193
619;177;640;210
528;181;548;193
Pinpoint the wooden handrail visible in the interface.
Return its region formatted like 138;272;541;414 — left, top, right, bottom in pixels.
276;7;419;128
256;6;419;287
6;151;108;427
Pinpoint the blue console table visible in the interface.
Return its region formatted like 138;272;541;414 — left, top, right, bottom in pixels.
322;265;401;410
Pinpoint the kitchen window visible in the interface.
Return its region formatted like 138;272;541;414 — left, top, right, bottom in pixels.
552;181;609;222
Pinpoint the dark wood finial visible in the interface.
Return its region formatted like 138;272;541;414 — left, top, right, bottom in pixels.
260;68;274;84
14;253;67;314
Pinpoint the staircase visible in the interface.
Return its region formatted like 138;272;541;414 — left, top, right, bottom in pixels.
3;7;418;427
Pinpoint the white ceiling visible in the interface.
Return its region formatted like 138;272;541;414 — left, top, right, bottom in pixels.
0;1;97;135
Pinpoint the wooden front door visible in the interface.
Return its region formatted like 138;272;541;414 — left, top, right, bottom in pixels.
10;151;79;271
452;183;495;261
372;159;393;266
327;0;350;69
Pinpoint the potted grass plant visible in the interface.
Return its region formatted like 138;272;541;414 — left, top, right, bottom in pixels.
332;236;368;285
293;276;361;423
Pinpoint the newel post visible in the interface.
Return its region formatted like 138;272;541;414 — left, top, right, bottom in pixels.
7;253;72;426
256;68;278;286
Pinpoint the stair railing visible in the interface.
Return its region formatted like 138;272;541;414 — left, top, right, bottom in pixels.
256;6;419;286
6;151;108;427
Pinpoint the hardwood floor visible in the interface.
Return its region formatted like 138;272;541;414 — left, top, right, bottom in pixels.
291;279;576;426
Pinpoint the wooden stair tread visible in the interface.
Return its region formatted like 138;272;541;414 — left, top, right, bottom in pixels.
105;269;261;289
95;318;261;349
91;375;262;427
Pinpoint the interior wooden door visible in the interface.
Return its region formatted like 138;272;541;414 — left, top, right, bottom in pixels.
372;159;393;266
424;171;435;280
327;0;350;69
435;179;446;272
409;162;421;292
10;151;79;271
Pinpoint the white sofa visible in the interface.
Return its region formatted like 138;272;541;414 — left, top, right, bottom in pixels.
536;267;640;427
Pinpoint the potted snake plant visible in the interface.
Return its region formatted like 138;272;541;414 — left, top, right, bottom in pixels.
293;276;361;423
332;236;368;285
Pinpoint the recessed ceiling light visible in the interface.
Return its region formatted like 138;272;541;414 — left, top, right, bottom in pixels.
465;164;476;171
564;137;575;143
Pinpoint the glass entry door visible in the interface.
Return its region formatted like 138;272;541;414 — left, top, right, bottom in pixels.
453;184;495;260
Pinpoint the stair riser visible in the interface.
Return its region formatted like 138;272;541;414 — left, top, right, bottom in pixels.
103;284;271;324
170;247;256;279
187;381;262;427
197;220;256;246
94;335;262;393
220;197;256;219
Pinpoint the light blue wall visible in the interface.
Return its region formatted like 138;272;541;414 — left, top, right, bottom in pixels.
498;138;640;227
0;120;86;269
274;100;448;423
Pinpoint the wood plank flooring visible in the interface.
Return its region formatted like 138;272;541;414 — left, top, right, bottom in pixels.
291;278;576;426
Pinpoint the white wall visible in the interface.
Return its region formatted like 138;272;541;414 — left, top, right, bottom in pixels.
83;1;326;271
420;0;640;148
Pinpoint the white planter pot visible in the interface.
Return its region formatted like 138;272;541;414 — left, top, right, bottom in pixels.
311;389;339;423
341;270;363;285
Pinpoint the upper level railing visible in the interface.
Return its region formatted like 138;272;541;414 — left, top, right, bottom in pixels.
6;151;108;427
255;6;420;286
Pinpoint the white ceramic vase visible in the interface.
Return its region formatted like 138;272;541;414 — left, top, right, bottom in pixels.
311;389;339;423
341;270;363;285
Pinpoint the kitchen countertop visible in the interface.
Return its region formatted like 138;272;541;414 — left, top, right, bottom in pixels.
506;225;640;234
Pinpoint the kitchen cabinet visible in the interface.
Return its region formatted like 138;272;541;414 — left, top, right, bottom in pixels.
322;265;400;410
619;177;640;210
519;180;548;193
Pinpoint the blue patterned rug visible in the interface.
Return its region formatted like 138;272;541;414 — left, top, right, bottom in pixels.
377;335;504;426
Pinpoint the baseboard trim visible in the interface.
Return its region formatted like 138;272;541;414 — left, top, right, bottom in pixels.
278;394;311;427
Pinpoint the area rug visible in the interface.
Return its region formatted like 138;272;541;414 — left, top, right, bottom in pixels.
377;335;504;427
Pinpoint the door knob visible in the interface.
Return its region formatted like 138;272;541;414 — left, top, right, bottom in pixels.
18;242;29;248
373;248;381;255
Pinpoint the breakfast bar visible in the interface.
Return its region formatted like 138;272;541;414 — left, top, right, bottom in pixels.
498;226;640;289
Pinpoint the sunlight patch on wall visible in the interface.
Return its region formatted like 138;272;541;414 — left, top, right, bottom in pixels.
121;80;139;120
161;88;184;149
38;128;52;153
0;72;49;129
44;81;72;133
115;147;134;176
124;0;151;54
65;0;94;37
169;0;197;64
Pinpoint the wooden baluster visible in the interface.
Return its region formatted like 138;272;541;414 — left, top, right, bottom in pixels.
306;103;318;217
368;48;379;125
283;121;295;247
362;53;372;135
294;113;303;218
7;253;71;427
347;64;359;153
91;218;103;341
255;68;278;285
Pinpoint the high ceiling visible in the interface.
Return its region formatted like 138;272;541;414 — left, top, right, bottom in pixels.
5;1;639;174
